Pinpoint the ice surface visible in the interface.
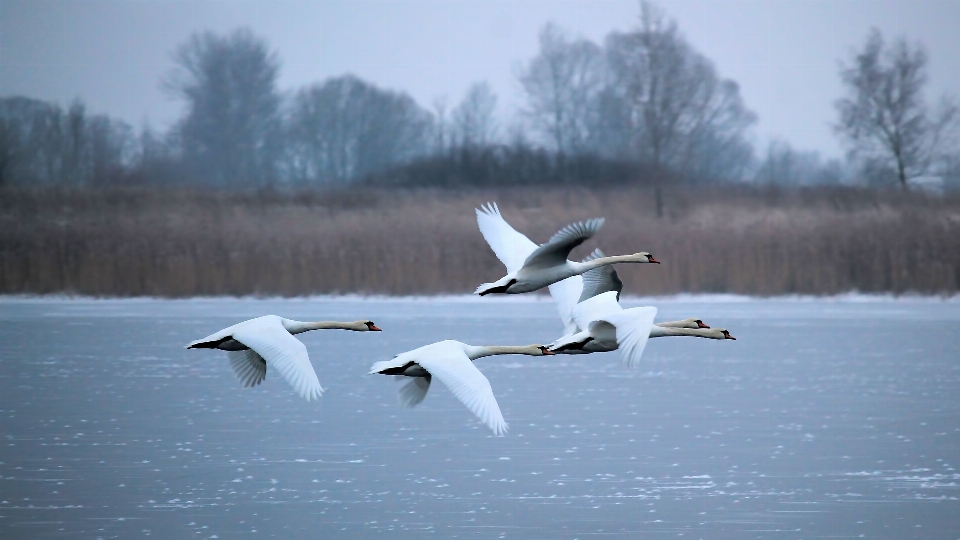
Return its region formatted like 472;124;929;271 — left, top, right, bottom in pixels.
1;296;958;538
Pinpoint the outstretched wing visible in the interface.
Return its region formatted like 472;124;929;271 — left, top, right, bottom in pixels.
548;276;584;336
232;321;322;401
571;291;623;331
602;306;658;369
578;249;623;302
186;316;268;349
476;202;538;274
522;218;605;270
416;342;508;436
397;376;431;408
227;349;267;388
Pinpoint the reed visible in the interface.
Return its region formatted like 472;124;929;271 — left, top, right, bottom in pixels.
2;185;958;296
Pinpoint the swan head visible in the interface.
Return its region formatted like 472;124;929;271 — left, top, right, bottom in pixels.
536;345;555;356
634;252;660;264
696;319;710;328
703;328;736;340
361;321;382;332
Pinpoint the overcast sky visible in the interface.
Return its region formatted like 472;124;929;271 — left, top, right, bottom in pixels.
2;0;959;158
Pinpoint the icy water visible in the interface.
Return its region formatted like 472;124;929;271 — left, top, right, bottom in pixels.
1;296;959;539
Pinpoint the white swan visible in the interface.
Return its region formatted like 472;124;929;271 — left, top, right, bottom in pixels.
187;315;382;401
548;291;736;368
548;291;658;368
474;202;659;296
548;248;623;334
548;249;711;335
370;340;553;435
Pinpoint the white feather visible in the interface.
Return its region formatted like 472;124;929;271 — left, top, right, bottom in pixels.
548;275;584;336
371;340;508;436
603;307;657;369
475;202;538;274
227;349;267;388
413;341;508;436
230;319;323;401
397;377;431;408
568;291;657;368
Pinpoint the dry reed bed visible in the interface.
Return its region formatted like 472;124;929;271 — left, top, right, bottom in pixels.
2;186;959;296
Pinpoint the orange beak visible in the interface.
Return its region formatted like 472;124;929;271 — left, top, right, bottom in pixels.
541;347;555;356
368;324;382;332
648;256;661;264
724;332;736;340
697;320;710;329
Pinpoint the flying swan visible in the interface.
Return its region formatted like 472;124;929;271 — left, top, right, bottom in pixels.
548;291;735;368
370;340;554;436
548;248;711;335
474;202;659;296
187;315;382;401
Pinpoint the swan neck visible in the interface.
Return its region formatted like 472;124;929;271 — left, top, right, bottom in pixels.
656;319;699;329
284;320;363;334
649;327;718;339
579;254;635;271
467;345;540;360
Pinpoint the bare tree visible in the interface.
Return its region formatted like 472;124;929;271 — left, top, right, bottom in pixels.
431;96;451;155
606;2;690;172
285;75;432;184
925;96;960;179
835;29;930;189
164;28;282;187
0;97;135;186
452;82;498;148
518;23;606;155
755;139;845;186
605;1;755;211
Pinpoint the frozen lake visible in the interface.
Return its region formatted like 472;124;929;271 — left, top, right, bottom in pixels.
2;295;959;539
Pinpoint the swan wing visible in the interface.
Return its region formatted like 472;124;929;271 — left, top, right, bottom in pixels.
231;321;322;401
522;218;605;270
601;306;658;369
571;291;623;330
185;315;272;348
476;202;538;274
578;249;623;302
416;341;508;436
548;329;594;352
227;349;267;388
397;376;431;408
548;276;584;335
369;351;414;374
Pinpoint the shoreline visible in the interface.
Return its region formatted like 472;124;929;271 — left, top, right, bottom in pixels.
2;291;958;304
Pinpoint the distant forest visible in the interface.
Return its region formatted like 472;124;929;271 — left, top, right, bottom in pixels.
1;2;958;192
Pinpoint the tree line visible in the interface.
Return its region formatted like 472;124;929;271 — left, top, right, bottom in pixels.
1;2;957;191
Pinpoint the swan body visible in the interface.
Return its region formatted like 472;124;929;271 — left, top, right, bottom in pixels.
548;250;710;335
474;203;658;296
370;340;552;435
547;291;658;368
187;315;381;401
549;291;736;365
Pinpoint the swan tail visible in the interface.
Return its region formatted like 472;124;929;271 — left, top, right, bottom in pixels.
370;357;409;375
